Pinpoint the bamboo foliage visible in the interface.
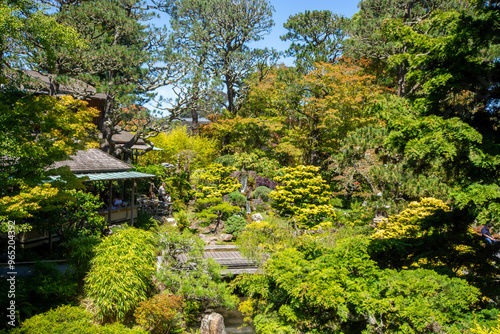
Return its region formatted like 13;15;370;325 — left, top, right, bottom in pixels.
85;228;156;323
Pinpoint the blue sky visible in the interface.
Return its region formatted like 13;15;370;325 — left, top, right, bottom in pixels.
251;0;359;64
151;0;361;109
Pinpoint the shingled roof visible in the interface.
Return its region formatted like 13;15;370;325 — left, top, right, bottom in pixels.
9;69;107;100
108;130;146;145
51;149;132;174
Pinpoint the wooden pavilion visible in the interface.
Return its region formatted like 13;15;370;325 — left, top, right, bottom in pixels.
51;148;156;224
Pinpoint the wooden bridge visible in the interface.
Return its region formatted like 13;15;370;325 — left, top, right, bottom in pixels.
203;245;260;275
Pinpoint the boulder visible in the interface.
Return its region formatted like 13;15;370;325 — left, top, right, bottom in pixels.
190;221;202;231
251;213;264;222
198;234;218;245
219;233;233;242
200;312;226;334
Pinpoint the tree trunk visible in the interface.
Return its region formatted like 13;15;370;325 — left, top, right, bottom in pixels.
309;116;320;166
225;73;236;115
396;65;407;97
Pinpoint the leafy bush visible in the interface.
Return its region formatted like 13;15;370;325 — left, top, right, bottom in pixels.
228;190;247;207
133;168;194;206
163;174;195;205
225;215;248;237
135;211;159;231
195;197;241;231
469;317;500;334
32;190;106;243
155;226;237;312
237;234;481;333
270;165;335;230
134;294;184;334
10;305;146;334
173;210;189;231
372;197;450;239
85;228;156;323
172;199;186;212
64;235;101;278
193;163;240;198
0;262;79;328
252;186;272;202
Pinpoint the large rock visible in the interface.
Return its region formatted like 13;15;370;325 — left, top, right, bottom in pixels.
198;234;218;245
219;233;233;242
190;221;202;231
251;213;263;222
200;312;226;334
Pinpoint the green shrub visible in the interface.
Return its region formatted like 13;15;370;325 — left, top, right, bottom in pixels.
225;215;248;237
135;212;159;231
195;197;241;231
214;154;236;167
173;210;189;231
252;186;272;202
163;174;195;205
32;190;107;243
85;228;156;323
0;261;79;328
10;305;147;333
254;203;268;212
155;226;238;312
64;235;101;278
228;190;247;207
29;262;78;307
134;294;184;334
172;199;186;212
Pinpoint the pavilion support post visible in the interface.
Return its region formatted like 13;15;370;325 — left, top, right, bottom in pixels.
108;180;113;224
131;180;136;226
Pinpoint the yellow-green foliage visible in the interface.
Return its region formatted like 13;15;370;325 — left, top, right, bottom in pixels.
469;317;500;334
193;163;241;198
139;126;219;169
85;228;156;323
269;165;335;230
372;197;450;239
238;217;299;259
11;305;146;334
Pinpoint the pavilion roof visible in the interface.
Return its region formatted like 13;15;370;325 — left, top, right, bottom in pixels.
51;148;132;174
8;69;107;100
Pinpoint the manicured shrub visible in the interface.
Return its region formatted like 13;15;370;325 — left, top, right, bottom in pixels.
228;190;247;207
195;197;241;231
225;215;248;237
372;197;450;239
85;228;156;323
270;165;335;230
252;186;272;202
10;305;147;334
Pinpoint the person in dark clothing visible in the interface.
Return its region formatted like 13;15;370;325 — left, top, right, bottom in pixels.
481;223;498;244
